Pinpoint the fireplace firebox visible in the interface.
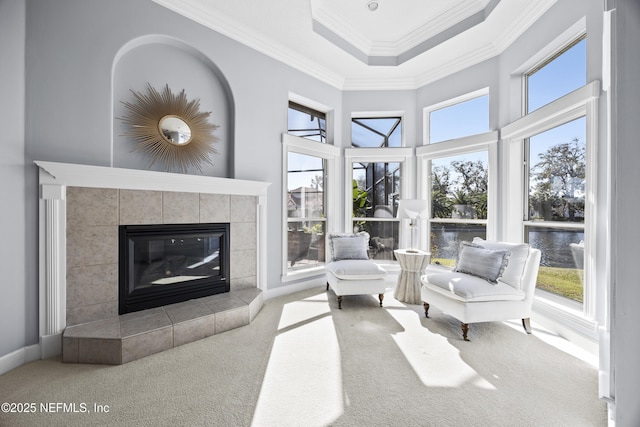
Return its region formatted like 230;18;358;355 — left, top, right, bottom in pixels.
119;223;230;314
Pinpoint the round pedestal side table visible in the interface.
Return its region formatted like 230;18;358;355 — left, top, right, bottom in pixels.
393;249;430;304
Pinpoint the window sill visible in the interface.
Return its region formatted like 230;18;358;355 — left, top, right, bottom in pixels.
532;290;598;342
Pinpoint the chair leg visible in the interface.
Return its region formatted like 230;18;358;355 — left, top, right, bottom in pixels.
461;322;470;341
522;318;532;334
337;295;343;309
378;293;384;307
423;302;430;318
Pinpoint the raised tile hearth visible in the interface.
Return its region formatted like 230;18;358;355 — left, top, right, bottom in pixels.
62;288;262;365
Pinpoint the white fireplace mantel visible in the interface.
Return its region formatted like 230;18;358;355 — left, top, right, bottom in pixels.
35;161;270;359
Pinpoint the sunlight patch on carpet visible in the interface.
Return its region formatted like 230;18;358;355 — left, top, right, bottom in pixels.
277;293;331;330
387;306;496;390
252;310;343;426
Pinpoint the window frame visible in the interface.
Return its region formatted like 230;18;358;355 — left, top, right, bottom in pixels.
288;101;327;143
423;88;489;145
344;146;413;257
501;80;600;337
417;131;499;254
524;34;587;114
351;110;405;148
282;133;339;281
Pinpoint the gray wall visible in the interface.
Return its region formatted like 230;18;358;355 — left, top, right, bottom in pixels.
0;0;29;358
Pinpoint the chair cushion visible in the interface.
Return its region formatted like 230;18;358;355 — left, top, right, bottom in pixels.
327;260;387;280
473;238;530;289
328;232;369;261
422;271;525;302
454;242;509;284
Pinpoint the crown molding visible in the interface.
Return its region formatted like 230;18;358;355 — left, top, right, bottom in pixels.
152;0;346;89
492;0;557;52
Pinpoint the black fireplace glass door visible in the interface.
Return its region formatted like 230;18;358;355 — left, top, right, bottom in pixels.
119;223;230;314
129;233;222;292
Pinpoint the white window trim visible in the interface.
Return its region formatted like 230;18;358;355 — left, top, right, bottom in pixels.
423;87;490;145
344;147;413;250
351;110;405;118
416;131;499;251
500;80;600;338
282;133;340;281
512;18;586;76
288;92;334;145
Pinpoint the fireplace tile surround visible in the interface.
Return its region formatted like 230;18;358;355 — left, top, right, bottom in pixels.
65;186;256;326
36;161;269;363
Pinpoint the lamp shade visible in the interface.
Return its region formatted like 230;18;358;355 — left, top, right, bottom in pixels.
396;199;428;219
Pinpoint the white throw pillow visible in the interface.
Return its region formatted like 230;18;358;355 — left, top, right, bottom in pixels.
472;238;530;289
328;232;369;261
454;242;510;284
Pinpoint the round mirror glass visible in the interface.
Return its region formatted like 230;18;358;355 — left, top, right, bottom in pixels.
159;115;192;145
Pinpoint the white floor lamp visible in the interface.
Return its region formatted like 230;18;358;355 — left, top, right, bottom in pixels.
396;199;428;253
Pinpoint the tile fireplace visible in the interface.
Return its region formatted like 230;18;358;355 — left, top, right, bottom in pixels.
36;161;269;360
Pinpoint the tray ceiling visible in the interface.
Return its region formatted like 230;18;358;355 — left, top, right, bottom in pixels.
152;0;557;90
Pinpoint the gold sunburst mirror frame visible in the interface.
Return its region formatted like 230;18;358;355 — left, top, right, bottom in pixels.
120;83;219;173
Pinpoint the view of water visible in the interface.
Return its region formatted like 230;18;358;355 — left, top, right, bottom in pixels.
430;224;584;268
527;227;584;268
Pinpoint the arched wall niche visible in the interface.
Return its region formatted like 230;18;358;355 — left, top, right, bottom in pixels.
112;34;234;177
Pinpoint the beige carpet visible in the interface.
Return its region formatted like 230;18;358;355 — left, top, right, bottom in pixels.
0;286;607;426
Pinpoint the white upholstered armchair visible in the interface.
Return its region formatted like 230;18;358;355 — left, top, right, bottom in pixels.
325;232;388;309
420;238;541;341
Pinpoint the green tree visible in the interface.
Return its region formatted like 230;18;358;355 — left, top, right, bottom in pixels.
352;179;371;227
530;138;585;221
431;165;452;218
450;160;488;219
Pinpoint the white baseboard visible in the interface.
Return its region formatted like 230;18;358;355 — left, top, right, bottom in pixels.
264;277;326;300
0;344;41;376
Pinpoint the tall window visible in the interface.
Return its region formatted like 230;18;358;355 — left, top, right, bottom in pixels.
429;94;489;143
352;161;401;260
287;151;327;272
526;35;586;113
525;117;586;303
428;151;489;264
284;99;336;278
520;34;590;306
348;115;407;259
421;90;494;261
288;102;327;143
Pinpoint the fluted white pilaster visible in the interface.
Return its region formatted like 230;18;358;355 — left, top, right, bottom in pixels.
39;183;65;358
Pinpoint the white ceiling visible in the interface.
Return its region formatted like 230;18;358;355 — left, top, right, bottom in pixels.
153;0;557;90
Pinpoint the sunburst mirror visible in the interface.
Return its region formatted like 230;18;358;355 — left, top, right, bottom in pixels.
120;83;219;173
